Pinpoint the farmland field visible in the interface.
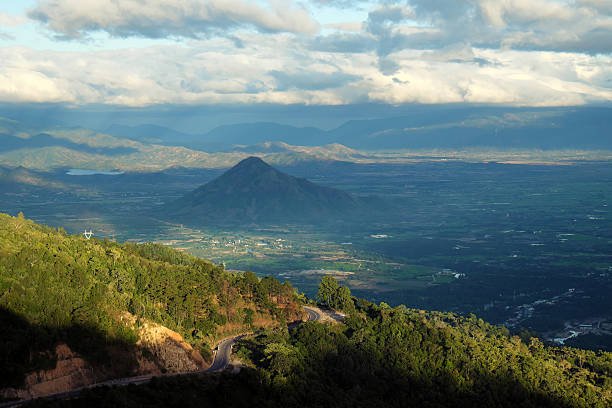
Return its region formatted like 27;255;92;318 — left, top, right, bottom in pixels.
2;159;612;349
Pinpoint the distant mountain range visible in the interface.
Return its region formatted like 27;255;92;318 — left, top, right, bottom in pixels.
0;133;136;156
1;106;612;172
167;156;365;224
104;106;612;151
0;121;366;171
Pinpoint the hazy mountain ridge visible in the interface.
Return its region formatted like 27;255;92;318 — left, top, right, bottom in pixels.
1;107;612;172
104;124;200;146
0;120;365;171
0;133;137;156
103;106;612;151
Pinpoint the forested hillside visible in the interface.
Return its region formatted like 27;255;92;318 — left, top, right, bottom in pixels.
1;213;611;407
0;213;302;392
233;299;612;407
48;285;612;408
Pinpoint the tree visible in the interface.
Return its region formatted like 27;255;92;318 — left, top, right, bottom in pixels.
317;276;339;308
335;285;354;312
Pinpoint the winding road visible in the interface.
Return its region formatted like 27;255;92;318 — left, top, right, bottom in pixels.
303;306;322;322
205;334;248;373
206;305;322;373
0;305;325;408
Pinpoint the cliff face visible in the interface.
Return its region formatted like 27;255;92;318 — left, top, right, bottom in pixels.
2;344;97;400
134;317;208;374
1;316;208;400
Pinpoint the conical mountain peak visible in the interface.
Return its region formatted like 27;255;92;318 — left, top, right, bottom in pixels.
170;157;362;224
236;156;268;167
227;156;273;174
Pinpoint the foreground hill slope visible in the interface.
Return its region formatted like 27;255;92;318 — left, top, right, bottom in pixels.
0;213;303;398
0;215;610;407
169;156;364;223
39;297;612;408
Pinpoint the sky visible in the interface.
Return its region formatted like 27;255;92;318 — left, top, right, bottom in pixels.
0;0;611;109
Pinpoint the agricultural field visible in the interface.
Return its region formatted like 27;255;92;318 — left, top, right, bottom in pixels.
2;159;612;349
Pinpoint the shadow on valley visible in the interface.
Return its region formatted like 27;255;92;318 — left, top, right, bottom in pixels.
0;134;137;156
0;307;139;391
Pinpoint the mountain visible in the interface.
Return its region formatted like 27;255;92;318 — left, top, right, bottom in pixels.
230;142;366;161
105;122;331;152
104;124;201;146
34;285;612;408
196;106;612;151
169;156;363;224
330;107;612;150
0;166;69;191
0;133;136;156
0;119;368;171
201;122;330;151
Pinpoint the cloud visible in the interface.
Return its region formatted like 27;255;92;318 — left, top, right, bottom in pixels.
578;0;612;14
0;12;28;27
0;35;610;107
393;0;612;54
0;31;15;41
309;32;377;53
324;22;362;32
269;69;359;91
27;0;319;39
2;2;612;108
365;47;612;106
310;0;370;8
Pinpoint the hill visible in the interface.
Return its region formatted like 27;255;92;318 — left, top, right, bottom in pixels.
0;215;611;407
104;124;201;146
0;166;69;191
0;213;303;399
0;119;368;171
200;122;329;151
39;283;612;408
168;156;364;224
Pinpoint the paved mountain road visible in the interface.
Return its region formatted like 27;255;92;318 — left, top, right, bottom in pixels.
207;306;322;373
303;306;322;322
0;305;327;407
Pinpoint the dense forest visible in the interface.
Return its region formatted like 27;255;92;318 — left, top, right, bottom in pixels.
0;213;302;390
1;213;611;407
30;281;612;408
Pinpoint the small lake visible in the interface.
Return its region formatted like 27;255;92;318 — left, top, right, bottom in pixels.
66;169;124;176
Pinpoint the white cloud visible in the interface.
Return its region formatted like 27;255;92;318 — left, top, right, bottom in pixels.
1;1;611;108
0;36;610;107
324;22;362;32
359;0;612;54
28;0;319;39
577;0;612;15
0;12;28;27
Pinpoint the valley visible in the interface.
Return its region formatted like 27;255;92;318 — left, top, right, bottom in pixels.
2;158;612;351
